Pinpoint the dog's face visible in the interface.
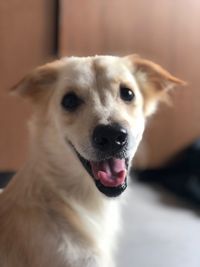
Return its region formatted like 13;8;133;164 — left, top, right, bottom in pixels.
13;55;184;197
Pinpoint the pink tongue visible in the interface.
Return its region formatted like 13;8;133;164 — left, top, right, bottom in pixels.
90;158;126;187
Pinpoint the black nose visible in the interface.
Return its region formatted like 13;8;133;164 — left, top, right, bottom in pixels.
92;124;128;153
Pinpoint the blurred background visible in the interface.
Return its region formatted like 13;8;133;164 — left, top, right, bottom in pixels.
1;1;200;266
1;0;200;171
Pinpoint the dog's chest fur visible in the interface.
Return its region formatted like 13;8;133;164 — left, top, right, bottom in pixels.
56;198;120;267
0;182;120;267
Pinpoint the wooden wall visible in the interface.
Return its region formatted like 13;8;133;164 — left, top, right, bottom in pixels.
0;0;57;170
59;0;200;168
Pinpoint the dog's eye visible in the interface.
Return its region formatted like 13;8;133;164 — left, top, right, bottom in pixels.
120;86;135;102
61;92;83;111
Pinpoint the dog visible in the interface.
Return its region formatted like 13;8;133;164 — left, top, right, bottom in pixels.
0;55;184;267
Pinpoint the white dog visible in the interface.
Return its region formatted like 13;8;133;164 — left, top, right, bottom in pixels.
0;55;184;267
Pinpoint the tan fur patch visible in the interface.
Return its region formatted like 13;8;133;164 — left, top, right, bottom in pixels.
124;55;186;115
11;61;61;103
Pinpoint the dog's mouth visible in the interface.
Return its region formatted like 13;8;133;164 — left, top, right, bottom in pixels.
74;148;128;197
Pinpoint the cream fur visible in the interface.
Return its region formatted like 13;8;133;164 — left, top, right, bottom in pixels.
0;55;184;267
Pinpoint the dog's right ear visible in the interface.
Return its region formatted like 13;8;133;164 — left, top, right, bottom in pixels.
124;54;186;116
11;62;59;102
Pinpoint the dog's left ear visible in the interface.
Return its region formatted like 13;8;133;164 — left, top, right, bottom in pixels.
125;55;186;116
11;61;59;103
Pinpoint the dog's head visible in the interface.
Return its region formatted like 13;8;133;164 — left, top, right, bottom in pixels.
12;55;185;197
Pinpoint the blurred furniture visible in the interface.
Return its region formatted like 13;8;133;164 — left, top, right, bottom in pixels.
1;0;200;170
135;139;200;206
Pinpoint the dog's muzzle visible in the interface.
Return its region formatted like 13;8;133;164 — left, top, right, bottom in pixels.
73;124;129;197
